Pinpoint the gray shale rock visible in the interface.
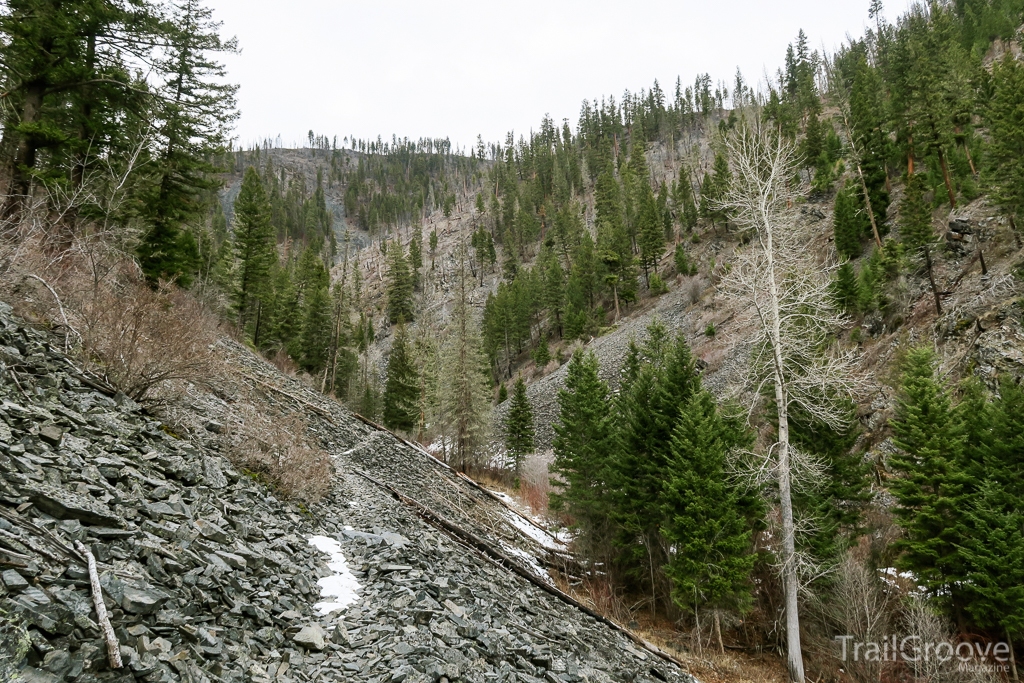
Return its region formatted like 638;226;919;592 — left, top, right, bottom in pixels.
0;301;697;683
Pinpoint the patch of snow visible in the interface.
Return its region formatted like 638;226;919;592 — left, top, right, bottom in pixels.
502;508;566;551
308;535;360;615
501;543;551;583
485;488;567;551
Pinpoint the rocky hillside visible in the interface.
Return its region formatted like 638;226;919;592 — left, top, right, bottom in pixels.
495;190;1024;456
0;301;698;683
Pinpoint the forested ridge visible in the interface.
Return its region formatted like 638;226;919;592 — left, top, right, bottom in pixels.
3;0;1024;680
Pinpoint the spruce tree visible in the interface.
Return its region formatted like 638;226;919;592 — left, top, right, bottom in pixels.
382;324;420;433
550;349;615;558
661;390;756;630
387;244;414;324
832;262;860;313
899;172;934;252
888;347;975;618
833;182;865;260
987;54;1024;241
504;375;535;474
233;166;277;340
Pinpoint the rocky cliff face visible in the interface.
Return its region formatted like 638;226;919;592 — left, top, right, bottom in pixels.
0;302;695;683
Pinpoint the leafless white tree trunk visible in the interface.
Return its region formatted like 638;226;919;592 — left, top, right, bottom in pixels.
720;116;860;683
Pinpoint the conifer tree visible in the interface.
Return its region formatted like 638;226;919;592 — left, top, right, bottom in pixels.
408;233;423;290
637;183;666;288
833;182;865;260
900;172;942;314
233;167;277;341
442;244;491;470
550;350;616;559
987;54;1024;242
299;278;332;374
662;390;755;652
673;165;700;231
542;252;565;336
832;262;860;313
888;347;975;618
382;324;420;433
387;244;414;324
504;375;535;474
138;0;239;284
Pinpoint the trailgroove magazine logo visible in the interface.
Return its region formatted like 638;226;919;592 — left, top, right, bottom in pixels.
836;636;1013;672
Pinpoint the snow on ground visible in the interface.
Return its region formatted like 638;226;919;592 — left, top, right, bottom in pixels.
486;489;567;552
501;543;552;584
308;535;361;615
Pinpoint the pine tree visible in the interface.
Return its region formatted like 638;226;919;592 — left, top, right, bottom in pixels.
673;165;699;231
900;172;942;314
138;0;238;284
662;390;756;639
532;336;551;367
387;244;414;324
382;324;420;433
637;183;666;288
542;252;565;336
408;233;423;290
299;278;332;375
504;375;535;474
233;166;277;341
442;244;491;470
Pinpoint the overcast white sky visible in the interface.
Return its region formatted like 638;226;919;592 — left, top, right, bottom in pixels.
208;0;902;151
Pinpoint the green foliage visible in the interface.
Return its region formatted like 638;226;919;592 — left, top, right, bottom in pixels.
233;167;276;337
662;391;756;615
504;375;535;473
833;181;868;260
532;336;551;367
387;244;414;324
382;325;419;433
985;54;1024;234
832;261;860;313
899;172;935;252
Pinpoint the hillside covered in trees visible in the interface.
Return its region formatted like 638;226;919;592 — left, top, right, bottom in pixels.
3;0;1024;681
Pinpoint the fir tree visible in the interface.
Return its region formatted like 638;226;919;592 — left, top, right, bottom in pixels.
504;375;535;474
987;54;1024;241
832;262;860;313
387;244;414;324
662;390;756;639
899;172;935;252
232;167;277;341
382;324;420;433
550;350;616;559
833;182;866;260
888;347;975;618
299;278;332;375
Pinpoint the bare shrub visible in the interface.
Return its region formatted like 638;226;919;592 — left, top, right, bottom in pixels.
0;234;223;404
805;552;899;683
229;404;332;502
76;277;222;403
900;598;997;683
685;276;705;305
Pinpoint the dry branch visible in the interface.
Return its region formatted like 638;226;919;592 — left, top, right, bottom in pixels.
74;540;122;669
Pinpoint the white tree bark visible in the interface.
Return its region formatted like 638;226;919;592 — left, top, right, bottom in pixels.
719;117;860;683
75;540;122;669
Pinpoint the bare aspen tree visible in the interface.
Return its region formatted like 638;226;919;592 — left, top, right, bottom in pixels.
720;117;859;683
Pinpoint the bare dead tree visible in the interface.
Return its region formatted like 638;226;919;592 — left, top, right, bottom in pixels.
719;115;861;683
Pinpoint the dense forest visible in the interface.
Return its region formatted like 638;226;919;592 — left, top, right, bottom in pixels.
3;0;1024;680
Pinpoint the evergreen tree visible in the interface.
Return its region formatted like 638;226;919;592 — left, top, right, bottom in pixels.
832;262;860;313
899;172;934;251
986;54;1024;241
504;375;535;474
550;349;616;558
442;245;491;470
888;347;975;619
299;277;332;374
408;233;423;290
672;165;699;231
833;182;866;260
138;0;238;284
232;167;277;341
637;182;666;288
382;324;420;433
387;244;414;324
542;252;565;336
662;390;756;626
532;335;551;367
